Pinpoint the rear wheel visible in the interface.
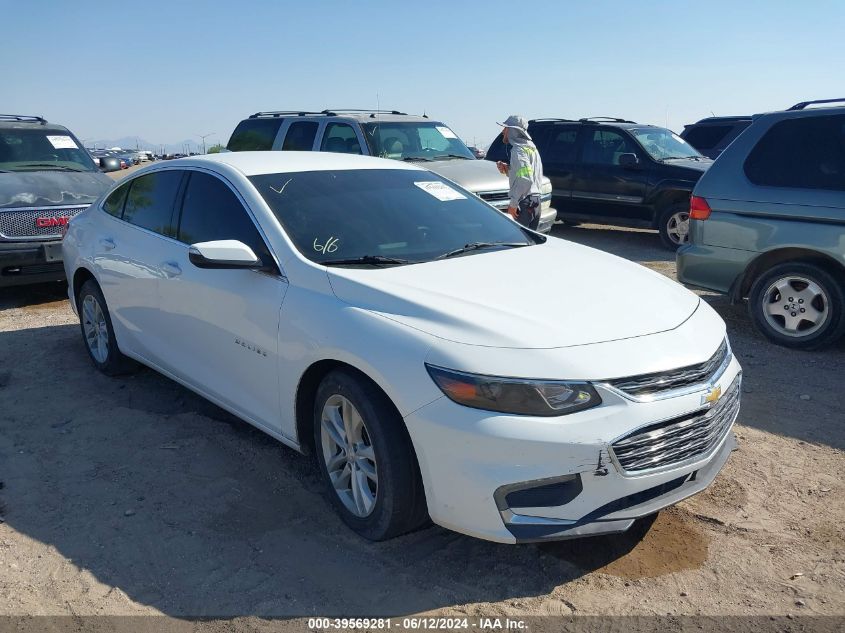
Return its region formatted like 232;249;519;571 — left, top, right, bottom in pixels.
658;203;690;250
77;280;136;375
313;369;427;540
747;262;845;350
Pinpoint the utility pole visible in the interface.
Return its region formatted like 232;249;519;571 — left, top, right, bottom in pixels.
197;133;214;154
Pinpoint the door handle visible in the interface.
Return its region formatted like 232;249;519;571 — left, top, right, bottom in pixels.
161;262;182;278
99;237;115;251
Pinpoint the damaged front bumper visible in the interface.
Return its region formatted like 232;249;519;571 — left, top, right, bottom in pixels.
405;355;741;544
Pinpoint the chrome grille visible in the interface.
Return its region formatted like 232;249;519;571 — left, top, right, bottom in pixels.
611;375;740;474
0;206;87;240
478;191;510;208
610;340;729;397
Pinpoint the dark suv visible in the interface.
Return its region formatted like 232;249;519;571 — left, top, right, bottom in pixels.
486;118;713;249
0;115;112;287
681;116;753;159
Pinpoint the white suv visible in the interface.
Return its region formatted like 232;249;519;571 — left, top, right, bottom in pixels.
63;151;741;543
226;110;557;233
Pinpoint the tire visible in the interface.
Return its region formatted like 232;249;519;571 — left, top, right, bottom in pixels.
77;279;136;375
747;262;845;350
658;203;690;250
313;369;427;541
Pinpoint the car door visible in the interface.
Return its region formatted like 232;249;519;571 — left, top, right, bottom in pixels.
154;169;288;433
274;119;320;151
94;170;183;362
533;124;580;216
570;126;651;222
319;122;365;154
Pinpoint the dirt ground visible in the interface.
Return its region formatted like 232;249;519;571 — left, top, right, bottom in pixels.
0;209;843;621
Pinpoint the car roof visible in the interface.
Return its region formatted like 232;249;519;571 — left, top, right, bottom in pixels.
246;111;436;125
0;115;70;133
688;116;753;125
527;118;652;130
151;151;427;176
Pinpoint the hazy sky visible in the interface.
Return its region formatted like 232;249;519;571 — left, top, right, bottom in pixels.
5;0;844;149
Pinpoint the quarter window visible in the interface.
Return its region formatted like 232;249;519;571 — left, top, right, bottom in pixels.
282;122;318;151
227;118;284;151
177;171;273;265
103;183;129;218
321;123;363;154
122;171;182;237
582;129;637;166
744;115;845;191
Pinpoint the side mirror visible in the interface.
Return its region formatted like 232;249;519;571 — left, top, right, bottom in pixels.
618;153;640;168
188;240;262;269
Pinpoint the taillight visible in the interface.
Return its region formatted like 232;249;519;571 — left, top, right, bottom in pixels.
690;195;712;220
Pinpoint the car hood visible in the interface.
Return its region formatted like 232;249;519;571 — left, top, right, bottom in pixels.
327;238;700;349
419;158;510;193
0;170;113;208
662;157;713;173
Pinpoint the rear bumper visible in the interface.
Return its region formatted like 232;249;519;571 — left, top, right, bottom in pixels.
677;242;755;295
0;240;65;287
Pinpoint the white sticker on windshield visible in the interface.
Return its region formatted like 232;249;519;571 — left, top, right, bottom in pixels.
414;181;466;201
46;135;78;149
435;126;457;139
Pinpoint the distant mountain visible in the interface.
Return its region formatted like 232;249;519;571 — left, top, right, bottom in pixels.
88;137;208;155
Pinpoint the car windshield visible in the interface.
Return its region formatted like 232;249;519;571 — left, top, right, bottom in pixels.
362;122;476;161
631;128;703;161
250;169;534;266
0;128;98;172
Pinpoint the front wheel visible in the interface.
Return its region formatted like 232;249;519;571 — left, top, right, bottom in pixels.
747;263;845;350
313;369;427;540
658;204;690;250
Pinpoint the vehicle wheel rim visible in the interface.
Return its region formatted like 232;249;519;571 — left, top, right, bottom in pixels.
82;295;109;363
320;394;378;518
761;275;829;338
666;211;690;244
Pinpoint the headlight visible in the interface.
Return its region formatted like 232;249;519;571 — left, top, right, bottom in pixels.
425;364;602;417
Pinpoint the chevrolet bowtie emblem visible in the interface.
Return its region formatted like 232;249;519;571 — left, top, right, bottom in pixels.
702;385;722;406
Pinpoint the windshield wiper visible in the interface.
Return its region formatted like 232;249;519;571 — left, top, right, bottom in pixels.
435;241;529;260
402;156;433;162
322;255;413;267
431;154;472;161
14;164;88;172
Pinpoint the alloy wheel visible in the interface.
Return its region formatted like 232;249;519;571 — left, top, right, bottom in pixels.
666;211;690;245
82;295;109;363
320;394;379;517
762;275;829;337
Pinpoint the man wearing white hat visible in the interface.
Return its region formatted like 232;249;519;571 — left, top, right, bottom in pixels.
495;115;544;230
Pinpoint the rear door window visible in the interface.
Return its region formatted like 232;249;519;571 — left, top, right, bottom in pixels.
320;123;363;154
227;118;284;151
541;127;579;163
176;171;274;265
122;171;183;237
282;122;318;151
744;114;845;191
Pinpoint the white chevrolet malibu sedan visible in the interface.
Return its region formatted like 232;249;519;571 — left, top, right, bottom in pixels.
62;152;741;543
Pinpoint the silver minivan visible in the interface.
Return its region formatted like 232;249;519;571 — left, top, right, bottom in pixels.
226;110;557;233
678;99;845;349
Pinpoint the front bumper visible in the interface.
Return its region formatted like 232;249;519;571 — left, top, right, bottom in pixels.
0;240;65;287
405;355;741;543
